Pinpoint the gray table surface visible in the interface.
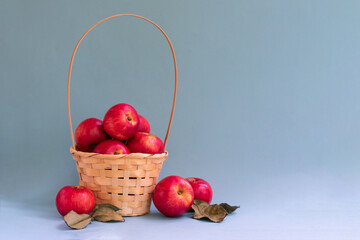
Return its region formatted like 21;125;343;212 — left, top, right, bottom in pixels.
0;198;358;240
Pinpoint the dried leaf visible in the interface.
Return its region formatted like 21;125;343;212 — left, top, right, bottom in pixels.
219;203;240;214
93;204;121;212
92;204;124;222
202;204;228;222
191;200;228;223
192;200;210;218
63;210;92;229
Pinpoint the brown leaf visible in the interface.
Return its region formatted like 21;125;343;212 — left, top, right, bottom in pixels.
219;203;240;214
191;200;228;223
92;204;124;222
93;204;121;212
203;204;228;222
63;210;92;229
192;200;210;218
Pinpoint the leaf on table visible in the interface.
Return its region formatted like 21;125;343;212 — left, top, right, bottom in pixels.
191;200;228;223
92;204;124;222
191;200;210;217
219;203;240;214
63;210;92;229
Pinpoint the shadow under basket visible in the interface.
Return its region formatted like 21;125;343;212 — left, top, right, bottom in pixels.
70;147;167;216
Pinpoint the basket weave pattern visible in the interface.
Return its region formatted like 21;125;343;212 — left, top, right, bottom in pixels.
71;147;167;216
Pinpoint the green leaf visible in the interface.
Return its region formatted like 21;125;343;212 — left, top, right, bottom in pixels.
92;204;125;222
219;203;240;214
63;210;92;229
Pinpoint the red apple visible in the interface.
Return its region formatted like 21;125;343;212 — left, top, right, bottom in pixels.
93;139;130;155
55;186;96;216
152;176;194;217
75;118;108;152
186;177;213;204
126;132;164;154
103;103;139;141
137;115;151;133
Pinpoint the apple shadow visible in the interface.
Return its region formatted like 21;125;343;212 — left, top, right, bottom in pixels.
57;222;72;231
140;211;194;221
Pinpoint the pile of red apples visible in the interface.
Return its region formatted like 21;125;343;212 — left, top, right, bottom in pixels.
75;103;164;155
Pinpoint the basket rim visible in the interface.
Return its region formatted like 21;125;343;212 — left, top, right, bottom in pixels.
70;146;168;159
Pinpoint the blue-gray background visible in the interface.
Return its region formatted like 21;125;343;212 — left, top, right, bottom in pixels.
0;0;359;232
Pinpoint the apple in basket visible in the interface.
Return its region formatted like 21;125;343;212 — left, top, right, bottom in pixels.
137;115;151;133
93;139;130;154
152;176;194;217
75;118;108;152
186;177;213;204
126;132;164;154
103;103;139;141
56;186;95;216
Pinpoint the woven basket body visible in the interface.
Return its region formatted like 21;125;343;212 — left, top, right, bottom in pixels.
71;147;167;216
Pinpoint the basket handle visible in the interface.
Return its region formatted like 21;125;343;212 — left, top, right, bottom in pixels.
67;14;177;150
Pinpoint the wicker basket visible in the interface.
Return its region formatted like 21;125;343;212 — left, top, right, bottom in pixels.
66;14;178;216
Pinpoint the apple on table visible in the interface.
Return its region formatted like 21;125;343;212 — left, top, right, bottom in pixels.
186;177;213;204
152;176;194;217
56;186;95;216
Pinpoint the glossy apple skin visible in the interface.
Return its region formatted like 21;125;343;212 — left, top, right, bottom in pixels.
126;132;164;154
55;186;96;216
103;103;139;141
152;176;194;217
186;177;213;204
137;115;151;133
75;118;108;152
93;139;130;155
